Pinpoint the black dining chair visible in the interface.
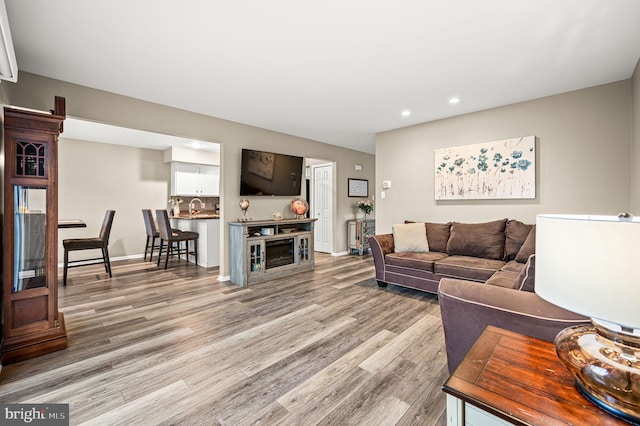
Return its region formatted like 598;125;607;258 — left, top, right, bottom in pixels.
155;209;199;269
63;210;115;286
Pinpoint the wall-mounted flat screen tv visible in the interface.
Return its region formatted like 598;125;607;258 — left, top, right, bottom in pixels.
240;149;304;196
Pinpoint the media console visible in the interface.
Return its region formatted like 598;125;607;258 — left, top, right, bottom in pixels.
229;218;316;286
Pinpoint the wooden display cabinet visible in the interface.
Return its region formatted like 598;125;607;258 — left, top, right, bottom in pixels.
229;218;316;286
2;97;67;364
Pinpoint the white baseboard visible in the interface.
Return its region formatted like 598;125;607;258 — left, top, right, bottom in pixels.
114;254;145;262
57;254;144;269
332;251;349;257
217;275;231;282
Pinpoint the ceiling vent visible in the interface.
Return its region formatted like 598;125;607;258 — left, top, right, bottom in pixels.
0;0;17;82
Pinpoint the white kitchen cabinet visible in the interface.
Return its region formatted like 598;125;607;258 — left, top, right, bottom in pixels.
171;163;219;196
171;163;198;195
198;165;220;196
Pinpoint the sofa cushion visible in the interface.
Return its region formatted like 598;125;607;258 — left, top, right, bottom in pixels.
446;219;508;260
426;222;452;253
505;220;533;260
485;270;521;288
404;220;452;253
435;255;506;282
501;260;525;274
385;251;449;272
393;223;429;252
515;254;536;292
515;226;536;263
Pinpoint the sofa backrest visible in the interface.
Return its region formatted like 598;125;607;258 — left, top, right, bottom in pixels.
446;219;508;260
403;218;535;261
404;220;452;253
515;225;536;263
425;222;452;253
505;220;533;260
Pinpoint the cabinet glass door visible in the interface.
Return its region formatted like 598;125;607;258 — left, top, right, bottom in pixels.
362;220;375;246
248;240;264;274
13;186;48;292
299;235;311;264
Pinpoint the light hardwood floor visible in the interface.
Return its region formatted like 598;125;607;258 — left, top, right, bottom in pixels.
0;253;448;426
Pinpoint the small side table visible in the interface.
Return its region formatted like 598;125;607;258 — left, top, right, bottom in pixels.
442;326;628;426
347;219;375;255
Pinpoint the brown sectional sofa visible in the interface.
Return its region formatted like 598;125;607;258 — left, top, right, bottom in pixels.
368;219;589;373
369;219;535;292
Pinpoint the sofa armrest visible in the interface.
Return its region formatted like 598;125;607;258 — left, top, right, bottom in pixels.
438;278;589;374
369;234;394;282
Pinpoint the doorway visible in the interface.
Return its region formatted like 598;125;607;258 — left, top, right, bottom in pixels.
310;162;334;253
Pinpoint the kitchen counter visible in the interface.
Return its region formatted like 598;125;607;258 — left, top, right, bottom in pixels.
170;216;220;267
173;213;220;220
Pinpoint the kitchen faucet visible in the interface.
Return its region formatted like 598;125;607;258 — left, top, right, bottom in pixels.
189;198;204;217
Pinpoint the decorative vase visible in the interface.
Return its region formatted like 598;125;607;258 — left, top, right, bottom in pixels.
290;198;309;219
359;208;371;219
239;199;250;222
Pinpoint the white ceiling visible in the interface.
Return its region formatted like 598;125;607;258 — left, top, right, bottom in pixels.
5;0;640;154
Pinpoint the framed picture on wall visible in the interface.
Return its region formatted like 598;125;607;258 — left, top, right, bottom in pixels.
348;178;368;197
434;135;536;200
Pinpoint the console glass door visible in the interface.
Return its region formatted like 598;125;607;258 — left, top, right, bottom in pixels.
13;186;48;292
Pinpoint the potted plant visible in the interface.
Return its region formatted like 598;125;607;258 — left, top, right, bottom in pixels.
356;199;373;218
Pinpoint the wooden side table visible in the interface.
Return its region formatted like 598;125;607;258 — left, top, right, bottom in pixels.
442;325;628;426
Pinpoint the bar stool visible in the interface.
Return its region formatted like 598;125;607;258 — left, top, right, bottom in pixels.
63;210;115;286
142;209;162;262
142;209;183;262
155;209;199;269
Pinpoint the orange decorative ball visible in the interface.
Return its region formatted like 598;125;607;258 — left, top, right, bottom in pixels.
290;198;309;216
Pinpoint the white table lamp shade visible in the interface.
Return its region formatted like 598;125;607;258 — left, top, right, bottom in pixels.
536;214;640;331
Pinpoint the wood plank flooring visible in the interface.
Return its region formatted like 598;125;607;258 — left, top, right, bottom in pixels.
0;253;448;425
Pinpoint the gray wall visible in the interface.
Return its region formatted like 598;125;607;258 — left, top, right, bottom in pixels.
57;138;171;263
375;80;634;234
4;72;375;278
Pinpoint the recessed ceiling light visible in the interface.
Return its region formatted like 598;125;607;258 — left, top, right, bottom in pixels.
449;97;460;104
401;110;411;117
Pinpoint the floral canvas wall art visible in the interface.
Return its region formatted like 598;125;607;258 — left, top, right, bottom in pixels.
435;136;535;200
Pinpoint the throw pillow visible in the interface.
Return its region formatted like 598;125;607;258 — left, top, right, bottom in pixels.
446;219;508;260
393;223;429;253
515;225;536;263
505;220;533;260
403;220;451;252
515;254;536;292
425;222;452;253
